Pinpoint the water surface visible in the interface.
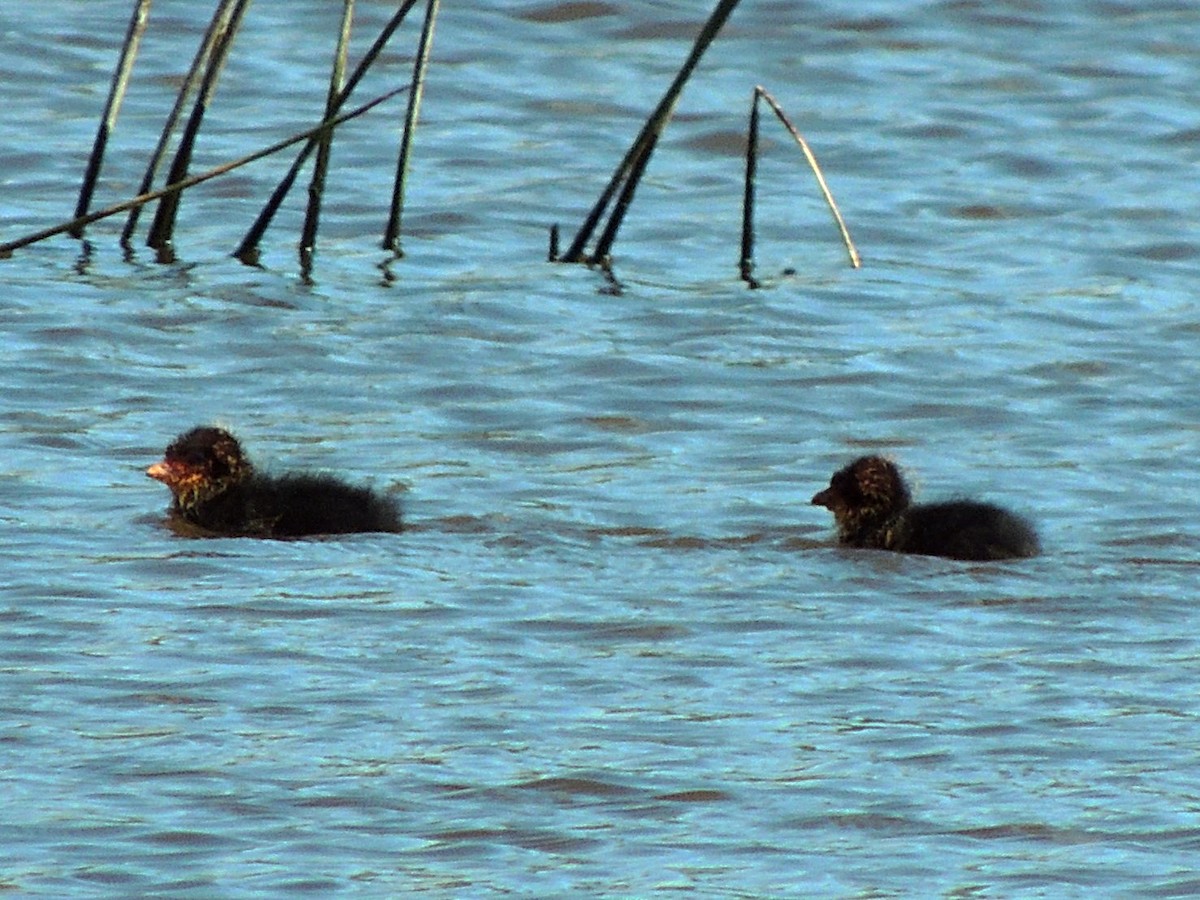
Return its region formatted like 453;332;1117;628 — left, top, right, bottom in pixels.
2;1;1199;895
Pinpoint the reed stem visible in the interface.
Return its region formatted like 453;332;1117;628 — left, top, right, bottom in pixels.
559;0;742;265
739;88;760;287
0;88;405;258
146;0;250;254
300;0;356;276
383;0;439;254
755;86;861;269
122;0;235;245
234;0;420;263
73;0;152;237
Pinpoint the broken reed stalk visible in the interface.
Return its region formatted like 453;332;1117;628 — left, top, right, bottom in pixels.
558;0;742;265
122;0;239;245
589;130;660;265
234;0;421;264
751;86;861;271
72;0;152;237
146;0;251;254
300;0;357;275
739;88;760;287
0;87;406;259
382;0;439;254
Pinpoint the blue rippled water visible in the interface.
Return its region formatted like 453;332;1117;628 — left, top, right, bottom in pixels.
2;1;1199;895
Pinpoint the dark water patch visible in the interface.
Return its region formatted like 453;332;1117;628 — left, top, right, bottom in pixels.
950;204;1020;220
676;129;755;158
276;878;341;893
581;415;654;434
1107;531;1200;550
295;795;383;811
611;20;712;41
891;401;1022;427
516;2;619;24
240;704;306;720
74;868;140;886
711;618;791;635
1159;126;1200;145
898;122;973;140
952;822;1110;844
780;536;834;552
1123;556;1200;569
977;151;1063;178
1147;878;1200;898
424;824;602;856
115;692;219;709
1126;242;1198;261
948;8;1052;30
145;829;237;848
587;524;669;539
514;618;691;644
188;603;340;620
1021;359;1113;380
407;514;506;535
405;210;482;234
969;594;1052;608
789;811;936;836
524;97;632;120
655;789;733;803
1054;63;1143;80
1112;205;1174;223
952;721;1024;738
514;775;640;799
637;533;775;551
828;16;902;33
411;381;518;404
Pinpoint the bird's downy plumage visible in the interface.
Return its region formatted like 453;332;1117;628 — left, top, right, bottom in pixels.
812;455;1038;561
147;426;401;538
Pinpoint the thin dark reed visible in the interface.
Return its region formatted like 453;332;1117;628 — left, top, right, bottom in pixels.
122;0;236;245
589;130;660;266
754;86;861;269
72;0;152;237
739;87;760;287
146;0;250;255
558;0;742;265
0;87;406;258
383;0;439;254
234;0;421;264
300;0;356;276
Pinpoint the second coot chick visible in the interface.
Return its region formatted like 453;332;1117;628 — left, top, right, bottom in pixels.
147;426;401;538
811;455;1038;561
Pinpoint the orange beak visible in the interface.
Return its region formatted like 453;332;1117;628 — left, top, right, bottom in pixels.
146;459;181;485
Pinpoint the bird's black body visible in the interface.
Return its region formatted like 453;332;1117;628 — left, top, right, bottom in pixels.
812;455;1038;561
147;426;401;538
181;471;402;537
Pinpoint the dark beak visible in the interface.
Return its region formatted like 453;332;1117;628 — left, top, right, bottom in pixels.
811;487;835;508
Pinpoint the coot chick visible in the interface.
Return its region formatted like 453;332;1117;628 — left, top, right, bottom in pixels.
811;455;1038;561
147;426;401;538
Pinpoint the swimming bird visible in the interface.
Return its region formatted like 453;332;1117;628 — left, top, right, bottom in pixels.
147;426;401;537
811;455;1038;561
